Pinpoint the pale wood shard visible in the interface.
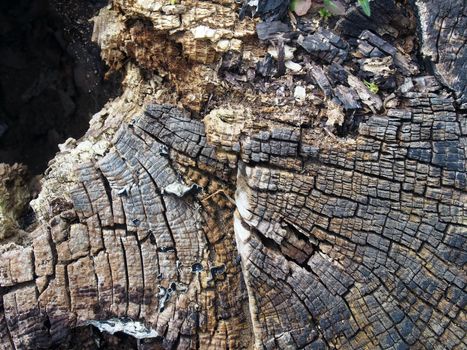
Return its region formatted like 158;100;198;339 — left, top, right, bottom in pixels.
0;0;466;349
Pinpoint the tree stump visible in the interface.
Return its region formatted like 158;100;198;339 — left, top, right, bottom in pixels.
0;0;465;349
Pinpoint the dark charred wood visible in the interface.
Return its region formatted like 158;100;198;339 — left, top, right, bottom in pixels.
0;0;465;349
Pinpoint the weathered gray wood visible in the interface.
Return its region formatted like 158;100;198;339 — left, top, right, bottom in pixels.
0;0;465;349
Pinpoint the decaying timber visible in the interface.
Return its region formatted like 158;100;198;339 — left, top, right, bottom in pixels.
0;0;466;349
0;164;37;241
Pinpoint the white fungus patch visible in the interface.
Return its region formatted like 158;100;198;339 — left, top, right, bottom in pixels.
86;318;159;339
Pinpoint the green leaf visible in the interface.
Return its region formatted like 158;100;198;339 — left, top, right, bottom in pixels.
364;80;379;94
358;0;371;17
290;0;298;11
319;7;332;19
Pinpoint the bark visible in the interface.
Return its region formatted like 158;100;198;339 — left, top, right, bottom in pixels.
0;0;465;349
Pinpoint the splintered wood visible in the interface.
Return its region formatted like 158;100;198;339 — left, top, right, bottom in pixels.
0;0;466;349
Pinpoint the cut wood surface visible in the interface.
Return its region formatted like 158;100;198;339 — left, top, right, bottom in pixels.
0;0;465;349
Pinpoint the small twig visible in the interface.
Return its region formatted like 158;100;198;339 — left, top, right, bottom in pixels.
201;189;235;205
323;126;337;140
